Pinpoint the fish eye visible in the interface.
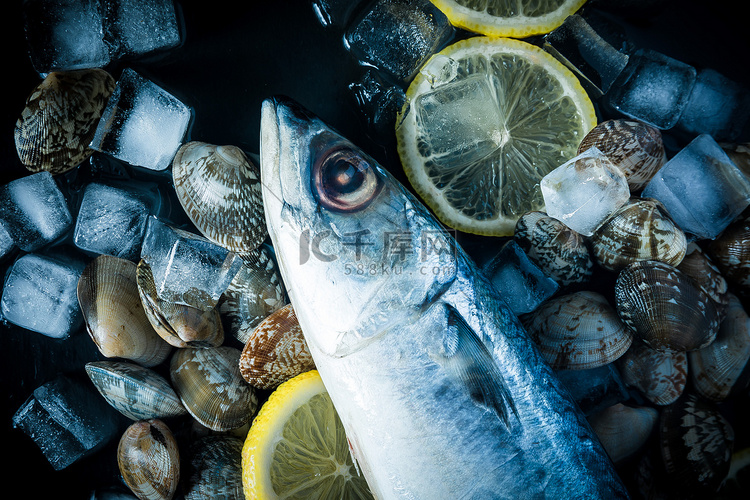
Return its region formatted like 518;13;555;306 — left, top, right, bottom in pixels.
312;147;382;212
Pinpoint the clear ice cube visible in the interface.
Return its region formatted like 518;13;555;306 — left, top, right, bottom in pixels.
90;68;192;171
0;223;15;261
554;364;630;416
540;147;631;237
0;172;73;252
350;69;406;138
641;134;750;240
107;0;181;59
0;252;86;339
311;0;362;28
482;240;559;316
605;49;697;130
345;0;454;82
140;216;243;308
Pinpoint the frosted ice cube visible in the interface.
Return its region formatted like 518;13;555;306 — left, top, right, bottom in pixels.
345;0;454;82
605;49;697;130
540;147;630;236
107;0;181;59
12;375;122;470
641;134;750;240
140;216;243;308
0;172;73;252
0;252;86;338
482;240;558;316
415;74;503;167
90;68;192;171
0;223;15;261
73;181;161;260
675;68;750;142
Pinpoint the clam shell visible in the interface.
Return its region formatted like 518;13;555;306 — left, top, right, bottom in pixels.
170;346;258;432
184;435;244;499
513;211;593;286
577;119;666;191
707;213;750;297
117;419;180;500
78;255;172;367
15;69;115;175
591;197;687;272
239;303;315;390
588;403;658;463
172;141;267;253
522;290;633;370
617;339;688;405
218;245;287;345
85;360;187;421
720;142;750;179
136;259;224;348
689;293;750;401
615;260;721;352
677;242;729;317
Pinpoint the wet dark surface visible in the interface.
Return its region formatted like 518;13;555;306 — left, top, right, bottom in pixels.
2;0;750;497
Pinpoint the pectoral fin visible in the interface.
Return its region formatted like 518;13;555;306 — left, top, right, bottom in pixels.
438;304;518;432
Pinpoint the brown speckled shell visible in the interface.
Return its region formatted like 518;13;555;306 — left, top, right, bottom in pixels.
15;69;115;175
617;339;688;405
591;198;687;272
707;213;750;297
588;403;658;464
578;119;666;191
184;435;244;499
239;303;315;390
117;419;180;500
522;290;633;370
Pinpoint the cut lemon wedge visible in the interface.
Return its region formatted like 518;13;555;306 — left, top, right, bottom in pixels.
241;370;373;500
430;0;588;38
396;36;596;236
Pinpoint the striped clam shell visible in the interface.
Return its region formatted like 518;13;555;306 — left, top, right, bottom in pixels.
615;261;721;352
85;360;187;421
577;119;666;191
172;141;267;254
239;303;315;390
588;403;659;464
15;69;115;175
617;339;688;405
677;243;730;317
184;435;244;500
513;211;593;286
77;255;172;367
170;346;258;432
707;213;750;297
117;419;180;500
591;198;687;272
522;290;633;370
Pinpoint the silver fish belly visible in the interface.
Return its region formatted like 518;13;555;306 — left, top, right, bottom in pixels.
259;96;629;499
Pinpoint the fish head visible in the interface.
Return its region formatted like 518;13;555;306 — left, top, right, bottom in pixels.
260;96;457;357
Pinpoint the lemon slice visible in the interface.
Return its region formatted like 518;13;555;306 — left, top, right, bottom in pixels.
430;0;587;38
241;370;373;500
395;36;596;236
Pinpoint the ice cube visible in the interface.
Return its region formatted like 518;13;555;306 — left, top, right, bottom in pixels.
90;68;192;171
0;172;73;252
1;252;86;339
554;364;630;416
140;216;243;308
540;147;630;236
350;69;406;138
73;181;161;261
0;223;15;261
106;0;182;59
605;49;697;130
482;240;559;316
675;68;750;142
12;374;122;470
641;134;750;240
345;0;454;82
311;0;362;28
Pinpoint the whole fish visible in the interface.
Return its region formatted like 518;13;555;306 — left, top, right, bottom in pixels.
260;96;629;499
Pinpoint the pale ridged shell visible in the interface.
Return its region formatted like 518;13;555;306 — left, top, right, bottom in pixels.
136;259;224;348
85;360;187;421
577;119;666;191
615;260;720;352
184;435;243;500
522;290;633;370
513;211;593;286
707;213;750;297
117;419;180;500
15;69;115;175
239;303;315;390
170;346;258;432
720;142;750;178
172;141;267;253
591;198;687;272
218;245;287;345
78;255;172;367
588;403;658;464
677;243;730;317
617;339;687;405
689;294;750;401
